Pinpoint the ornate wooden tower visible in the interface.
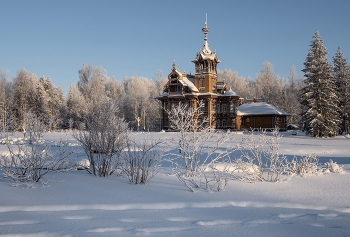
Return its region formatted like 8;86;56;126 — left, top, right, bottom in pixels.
191;14;221;93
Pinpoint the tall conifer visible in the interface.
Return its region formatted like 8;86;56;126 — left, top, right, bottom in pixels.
301;31;340;137
332;46;349;134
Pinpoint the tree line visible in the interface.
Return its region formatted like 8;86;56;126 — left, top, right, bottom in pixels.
0;65;167;131
0;31;349;135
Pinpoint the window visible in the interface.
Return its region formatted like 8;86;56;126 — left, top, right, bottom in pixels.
212;78;215;90
201;102;206;112
200;79;204;90
230;103;234;113
246;117;250;123
217;119;221;128
222;119;226;128
164;102;168;111
217;103;220;113
222;104;227;113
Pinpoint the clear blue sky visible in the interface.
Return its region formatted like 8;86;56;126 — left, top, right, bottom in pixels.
1;0;349;95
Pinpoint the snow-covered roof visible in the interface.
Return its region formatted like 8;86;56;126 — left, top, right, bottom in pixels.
237;102;291;116
178;74;199;92
191;33;221;63
155;93;169;99
202;41;211;54
222;89;238;97
156;91;240;99
169;64;199;93
191;51;221;63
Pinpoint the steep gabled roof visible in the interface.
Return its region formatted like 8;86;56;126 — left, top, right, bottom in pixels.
178;75;198;92
167;61;199;93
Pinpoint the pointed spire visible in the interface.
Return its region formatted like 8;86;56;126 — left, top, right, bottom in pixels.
202;13;209;42
172;60;178;71
201;13;211;54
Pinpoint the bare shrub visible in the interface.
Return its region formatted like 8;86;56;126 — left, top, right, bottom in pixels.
234;129;289;183
165;101;236;191
288;154;344;175
166;101;235;176
121;139;162;184
73;102;128;177
288;154;319;175
0;112;73;186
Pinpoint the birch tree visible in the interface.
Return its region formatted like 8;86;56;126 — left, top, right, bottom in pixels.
255;62;284;107
217;69;253;99
0;70;12;131
11;69;38;130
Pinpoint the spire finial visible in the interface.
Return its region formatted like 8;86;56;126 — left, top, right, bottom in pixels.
172;60;177;70
202;13;209;42
205;13;207;28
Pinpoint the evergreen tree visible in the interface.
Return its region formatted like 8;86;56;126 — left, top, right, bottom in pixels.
301;31;340;137
332;46;349;134
342;65;350;134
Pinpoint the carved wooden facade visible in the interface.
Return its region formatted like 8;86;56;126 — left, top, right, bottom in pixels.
156;19;290;131
156;21;242;130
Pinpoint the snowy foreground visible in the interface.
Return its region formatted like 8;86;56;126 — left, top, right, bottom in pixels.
0;131;350;237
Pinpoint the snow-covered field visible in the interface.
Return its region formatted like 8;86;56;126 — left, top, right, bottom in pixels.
0;131;349;237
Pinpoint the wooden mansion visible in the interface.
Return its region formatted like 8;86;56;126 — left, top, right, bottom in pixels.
156;18;290;131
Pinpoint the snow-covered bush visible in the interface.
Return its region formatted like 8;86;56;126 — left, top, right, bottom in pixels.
324;159;344;173
165;101;236;192
73;102;128;177
121;139;162;184
288;154;319;176
234;129;289;183
0;112;74;186
287;155;344;176
176;160;232;192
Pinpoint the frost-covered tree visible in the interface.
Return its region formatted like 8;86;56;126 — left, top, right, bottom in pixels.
332;47;349;134
10;70;66;130
11;69;38;130
34;76;66;130
301;31;340;137
0;70;12;130
73;64;122;129
105;77;125;111
122;75;160;131
285;66;302;125
217;69;253;100
255;62;284;107
67;83;87;129
341;65;350;134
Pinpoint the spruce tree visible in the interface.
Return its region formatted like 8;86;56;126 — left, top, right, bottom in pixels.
341;65;350;134
332;46;349;134
301;31;340;137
